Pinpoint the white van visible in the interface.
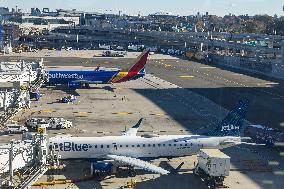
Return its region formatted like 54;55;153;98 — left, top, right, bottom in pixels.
25;118;49;129
4;124;28;134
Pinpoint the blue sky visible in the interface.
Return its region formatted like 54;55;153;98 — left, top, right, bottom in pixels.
0;0;283;16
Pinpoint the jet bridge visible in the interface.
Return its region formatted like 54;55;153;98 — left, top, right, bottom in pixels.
0;59;46;84
0;88;30;125
0;131;49;188
0;59;47;125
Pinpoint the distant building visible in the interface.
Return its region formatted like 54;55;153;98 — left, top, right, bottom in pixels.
42;8;58;17
0;7;9;14
30;8;41;16
2;23;20;42
0;7;22;23
0;7;12;21
149;12;178;19
21;15;80;31
84;13;105;26
0;23;3;48
197;12;201;18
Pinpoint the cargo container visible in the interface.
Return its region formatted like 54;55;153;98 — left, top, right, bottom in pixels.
195;149;230;187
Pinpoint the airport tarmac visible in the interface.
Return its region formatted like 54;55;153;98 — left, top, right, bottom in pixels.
0;49;178;59
1;51;283;130
0;75;283;189
0;53;284;188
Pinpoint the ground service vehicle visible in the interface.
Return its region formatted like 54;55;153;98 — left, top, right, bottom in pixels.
4;124;28;134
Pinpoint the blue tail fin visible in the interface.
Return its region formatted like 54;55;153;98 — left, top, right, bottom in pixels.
207;99;249;137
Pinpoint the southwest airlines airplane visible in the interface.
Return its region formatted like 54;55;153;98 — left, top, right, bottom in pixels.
45;49;150;88
49;100;258;176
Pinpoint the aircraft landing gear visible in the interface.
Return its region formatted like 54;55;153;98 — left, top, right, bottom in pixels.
85;83;90;89
93;172;105;181
128;169;136;177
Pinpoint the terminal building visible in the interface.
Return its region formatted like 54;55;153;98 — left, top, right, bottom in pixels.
21;16;80;31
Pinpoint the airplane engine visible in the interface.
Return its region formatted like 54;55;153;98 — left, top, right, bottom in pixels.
68;82;81;88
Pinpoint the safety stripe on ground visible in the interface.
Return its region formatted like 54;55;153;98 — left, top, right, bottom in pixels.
178;75;194;78
112;112;133;115
149;113;167;116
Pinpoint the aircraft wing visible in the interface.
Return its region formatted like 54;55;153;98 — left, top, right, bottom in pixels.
107;154;170;175
123;118;143;136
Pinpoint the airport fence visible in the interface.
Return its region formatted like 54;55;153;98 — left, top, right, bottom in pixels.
211;55;284;80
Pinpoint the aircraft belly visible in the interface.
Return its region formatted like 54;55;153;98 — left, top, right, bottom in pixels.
58;150;89;159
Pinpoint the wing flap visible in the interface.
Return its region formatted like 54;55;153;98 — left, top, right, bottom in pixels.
223;141;265;146
107;155;170;175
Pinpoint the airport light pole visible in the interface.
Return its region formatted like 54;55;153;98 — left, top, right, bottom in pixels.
9;140;14;187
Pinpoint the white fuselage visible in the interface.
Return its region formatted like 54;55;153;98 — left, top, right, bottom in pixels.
49;135;240;160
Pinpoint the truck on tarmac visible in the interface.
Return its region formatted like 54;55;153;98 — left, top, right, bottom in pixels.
128;45;144;51
99;44;111;50
48;118;72;129
102;50;126;57
194;149;230;187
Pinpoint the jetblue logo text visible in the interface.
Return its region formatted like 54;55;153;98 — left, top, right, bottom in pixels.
221;125;240;132
58;142;92;152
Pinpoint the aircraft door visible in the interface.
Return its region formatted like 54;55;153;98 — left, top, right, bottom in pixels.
113;143;118;150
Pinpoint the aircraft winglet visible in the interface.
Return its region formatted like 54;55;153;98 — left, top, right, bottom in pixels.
123;118;143;136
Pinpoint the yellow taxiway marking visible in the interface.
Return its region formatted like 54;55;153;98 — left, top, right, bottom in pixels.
11;118;20;122
40;109;54;113
112;112;130;115
74;112;89;117
164;64;172;67
77;112;89;115
178;75;194;78
33;179;74;186
155;113;165;116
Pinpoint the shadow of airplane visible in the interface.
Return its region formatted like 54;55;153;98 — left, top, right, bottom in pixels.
43;85;116;97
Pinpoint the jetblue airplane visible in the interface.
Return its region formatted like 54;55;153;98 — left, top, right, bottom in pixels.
49;100;259;176
45;49;150;88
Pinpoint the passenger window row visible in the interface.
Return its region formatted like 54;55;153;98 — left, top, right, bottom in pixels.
93;143;200;148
